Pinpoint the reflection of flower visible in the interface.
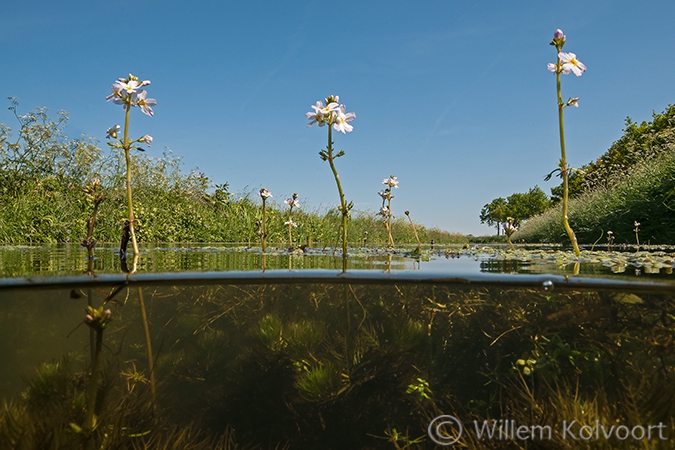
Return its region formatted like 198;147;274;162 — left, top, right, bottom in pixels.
559;52;586;76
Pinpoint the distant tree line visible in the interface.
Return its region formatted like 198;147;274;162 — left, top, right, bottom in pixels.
479;186;551;235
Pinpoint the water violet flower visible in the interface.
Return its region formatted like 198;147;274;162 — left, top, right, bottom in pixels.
306;95;355;265
559;52;586;76
140;135;153;147
382;175;399;189
284;193;299;247
105;73;157;259
379;175;398;248
135;90;157;117
259;187;272;199
106;125;120;139
258;188;272;251
333;105;355;134
547;29;584;257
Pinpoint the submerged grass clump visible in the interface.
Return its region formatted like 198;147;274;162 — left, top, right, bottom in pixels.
1;280;673;448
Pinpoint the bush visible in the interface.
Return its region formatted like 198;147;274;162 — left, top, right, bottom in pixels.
0;102;459;246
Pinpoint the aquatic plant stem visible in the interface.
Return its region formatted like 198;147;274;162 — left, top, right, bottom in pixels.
386;196;394;248
122;105;139;257
556;63;581;258
404;211;422;255
137;286;157;411
261;197;267;252
83;327;103;450
326;126;349;260
287;220;293;248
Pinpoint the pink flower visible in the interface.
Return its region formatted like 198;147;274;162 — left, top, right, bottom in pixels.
134;90;157;116
333;104;355;134
559;52;586;76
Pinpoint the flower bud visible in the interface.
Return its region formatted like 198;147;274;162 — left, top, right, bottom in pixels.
566;97;580;108
550;28;566;48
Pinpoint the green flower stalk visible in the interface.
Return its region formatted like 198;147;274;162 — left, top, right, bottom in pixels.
607;230;615;251
634;221;641;248
80;178;104;264
548;29;585;258
106;74;157;257
258;188;272;252
504;217;517;251
284;193;299;248
404;210;422;256
378;175;398;248
306;95;356;259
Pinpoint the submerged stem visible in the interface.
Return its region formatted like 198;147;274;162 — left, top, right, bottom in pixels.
83;328;103;450
137;286;157;411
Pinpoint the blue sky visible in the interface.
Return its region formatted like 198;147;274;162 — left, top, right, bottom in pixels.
1;0;673;235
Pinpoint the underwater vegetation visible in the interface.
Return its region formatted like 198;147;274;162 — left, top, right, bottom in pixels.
1;280;674;449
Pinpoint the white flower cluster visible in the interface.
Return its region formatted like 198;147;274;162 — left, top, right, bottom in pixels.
305;95;356;134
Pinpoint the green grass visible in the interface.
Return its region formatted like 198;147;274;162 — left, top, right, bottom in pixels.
514;149;675;245
0;104;464;246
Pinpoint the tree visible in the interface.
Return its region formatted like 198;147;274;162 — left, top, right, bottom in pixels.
480;197;509;235
506;186;551;226
480;187;552;234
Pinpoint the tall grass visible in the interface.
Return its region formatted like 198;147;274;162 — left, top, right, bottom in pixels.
0;103;464;246
514;149;675;245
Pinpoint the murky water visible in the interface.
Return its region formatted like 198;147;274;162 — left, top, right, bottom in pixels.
1;261;674;448
1;244;675;448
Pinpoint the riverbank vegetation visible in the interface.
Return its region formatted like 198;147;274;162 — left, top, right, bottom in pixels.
0;100;464;247
483;103;675;245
